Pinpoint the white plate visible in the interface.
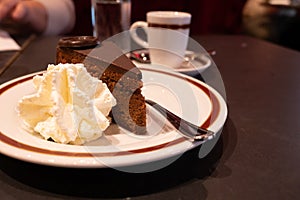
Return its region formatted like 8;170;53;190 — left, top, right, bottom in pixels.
0;68;227;169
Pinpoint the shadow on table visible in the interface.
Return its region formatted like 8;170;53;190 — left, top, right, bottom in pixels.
0;118;237;199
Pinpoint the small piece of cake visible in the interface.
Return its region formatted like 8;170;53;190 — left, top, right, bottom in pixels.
56;36;146;134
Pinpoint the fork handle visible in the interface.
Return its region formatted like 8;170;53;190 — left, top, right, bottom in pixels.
146;100;215;141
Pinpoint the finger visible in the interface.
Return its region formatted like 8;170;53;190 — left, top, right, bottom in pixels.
0;0;19;20
11;2;28;22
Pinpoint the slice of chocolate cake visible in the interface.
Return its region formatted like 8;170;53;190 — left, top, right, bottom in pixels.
56;36;146;134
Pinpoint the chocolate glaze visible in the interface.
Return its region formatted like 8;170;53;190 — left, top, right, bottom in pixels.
58;36;99;48
57;36;141;78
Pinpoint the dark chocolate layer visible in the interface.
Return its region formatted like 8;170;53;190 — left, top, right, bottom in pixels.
57;37;141;79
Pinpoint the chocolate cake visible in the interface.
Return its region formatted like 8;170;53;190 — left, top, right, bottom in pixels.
56;36;146;134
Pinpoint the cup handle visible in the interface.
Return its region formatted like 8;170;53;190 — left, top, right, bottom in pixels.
130;21;149;48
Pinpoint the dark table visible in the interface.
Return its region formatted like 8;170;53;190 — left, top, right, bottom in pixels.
0;34;36;76
0;34;299;199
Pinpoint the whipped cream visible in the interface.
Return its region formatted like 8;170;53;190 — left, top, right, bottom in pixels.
17;63;116;145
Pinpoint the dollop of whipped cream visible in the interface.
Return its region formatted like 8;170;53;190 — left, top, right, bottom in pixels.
17;63;116;145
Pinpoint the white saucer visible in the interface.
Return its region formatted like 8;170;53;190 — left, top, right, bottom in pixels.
176;51;211;75
130;50;211;76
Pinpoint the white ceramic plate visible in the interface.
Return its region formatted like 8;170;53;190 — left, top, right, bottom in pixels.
0;68;227;168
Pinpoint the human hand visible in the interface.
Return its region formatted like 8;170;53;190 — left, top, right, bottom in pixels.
0;0;47;33
0;0;26;22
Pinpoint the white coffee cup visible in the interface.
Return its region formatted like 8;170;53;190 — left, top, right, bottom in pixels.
130;11;191;68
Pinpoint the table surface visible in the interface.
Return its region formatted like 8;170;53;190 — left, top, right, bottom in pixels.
0;34;299;200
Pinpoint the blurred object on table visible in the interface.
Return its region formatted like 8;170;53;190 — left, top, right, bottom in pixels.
69;0;93;36
243;0;300;51
70;0;131;38
0;30;21;51
91;0;131;41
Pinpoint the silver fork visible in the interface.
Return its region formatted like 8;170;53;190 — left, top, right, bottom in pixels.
146;100;215;142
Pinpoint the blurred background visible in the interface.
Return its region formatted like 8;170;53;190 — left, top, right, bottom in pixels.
71;0;300;51
131;0;300;51
2;0;300;51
